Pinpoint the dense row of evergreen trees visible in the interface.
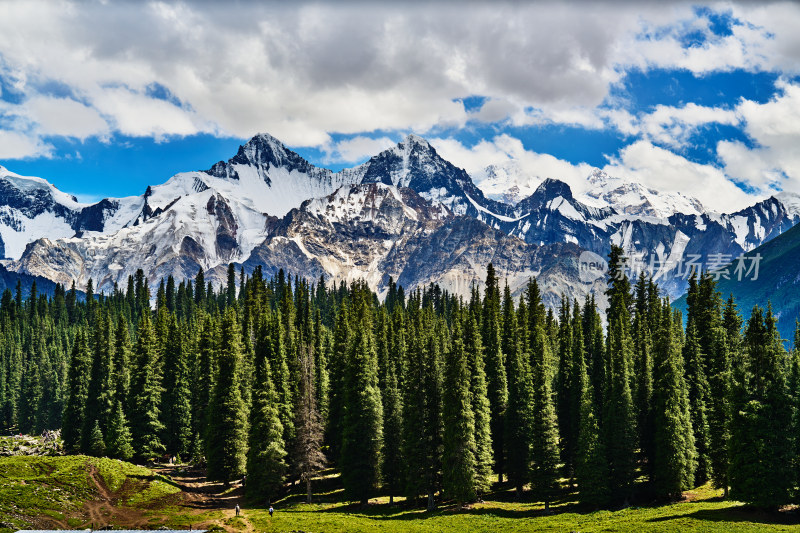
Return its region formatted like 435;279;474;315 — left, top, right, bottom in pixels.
1;250;800;509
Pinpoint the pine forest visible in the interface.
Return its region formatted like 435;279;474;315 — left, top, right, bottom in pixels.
1;246;799;510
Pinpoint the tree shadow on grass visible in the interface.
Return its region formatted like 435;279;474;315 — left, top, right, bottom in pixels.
648;506;800;526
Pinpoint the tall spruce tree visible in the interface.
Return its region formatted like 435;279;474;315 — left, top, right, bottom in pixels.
162;315;193;456
106;400;134;460
529;323;561;510
464;311;494;496
246;331;287;503
575;330;609;508
340;291;383;505
482;264;508;483
130;313;165;461
683;322;712;485
603;246;637;503
443;317;478;506
504;303;534;498
207;308;248;483
651;303;696;499
62;330;91;453
729;305;794;508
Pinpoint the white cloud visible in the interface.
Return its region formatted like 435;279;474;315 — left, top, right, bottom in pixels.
323;136;396;164
718;80;800;192
0;130;52;159
25;96;108;139
91;88;214;139
638;103;740;147
433;134;763;213
604;140;756;212
431;134;594;191
4;1;781;146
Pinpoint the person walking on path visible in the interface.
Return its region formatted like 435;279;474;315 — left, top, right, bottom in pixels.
269;505;274;517
235;503;240;516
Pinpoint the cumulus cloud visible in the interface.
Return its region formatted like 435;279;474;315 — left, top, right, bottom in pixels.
0;0;796;211
0;130;52;159
718;80;800;192
638;103;740;147
323;136;397;164
604;140;756;211
431;134;594;191
24;97;108;140
433;134;762;213
2;0;788;150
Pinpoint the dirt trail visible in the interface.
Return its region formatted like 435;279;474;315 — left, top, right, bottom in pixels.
83;463;147;529
28;461;250;531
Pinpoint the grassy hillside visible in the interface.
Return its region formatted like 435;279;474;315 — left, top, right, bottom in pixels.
0;455;182;531
2;456;800;532
674;220;800;343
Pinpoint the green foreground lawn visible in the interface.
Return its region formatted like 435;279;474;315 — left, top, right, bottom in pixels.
242;485;800;533
2;456;800;532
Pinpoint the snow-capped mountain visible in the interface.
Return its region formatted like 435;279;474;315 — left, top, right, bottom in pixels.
471;160;545;205
356;135;516;225
227;182;604;309
0;165;141;260
578;169;705;218
3;131;800;307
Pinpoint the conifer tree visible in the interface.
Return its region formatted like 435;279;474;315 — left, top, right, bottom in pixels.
82;311;114;452
106;400;134;460
443;317;477;506
326;303;350;462
575;332;609;507
207;308;248;483
482;264;508;483
130;313;166;461
88;419;105;457
294;345;325;503
246;331;287;503
683;322;712;485
162;315;193;456
504;303;534;498
602;247;637;503
382;363;403;504
62;330;91;453
708;295;737;496
340;291;383;505
529;324;561;510
729;305;794;508
464;311;493;495
652;304;696;499
112;316;131;408
192;314;217;456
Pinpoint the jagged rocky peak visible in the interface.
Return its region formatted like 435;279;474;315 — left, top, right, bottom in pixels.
581;168;705;218
300;182;449;227
205;131;318;182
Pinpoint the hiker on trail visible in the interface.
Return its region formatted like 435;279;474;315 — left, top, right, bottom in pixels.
235;503;240;516
269;505;274;517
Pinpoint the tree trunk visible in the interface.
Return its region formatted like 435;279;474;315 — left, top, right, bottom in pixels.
427;491;436;511
723;485;729;499
389;494;394;505
515;484;523;500
306;477;312;503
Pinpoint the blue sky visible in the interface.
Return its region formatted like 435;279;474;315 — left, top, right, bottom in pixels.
1;1;799;210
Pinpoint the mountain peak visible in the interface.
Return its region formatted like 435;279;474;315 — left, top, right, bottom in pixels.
206;131;317;182
402;133;430;147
